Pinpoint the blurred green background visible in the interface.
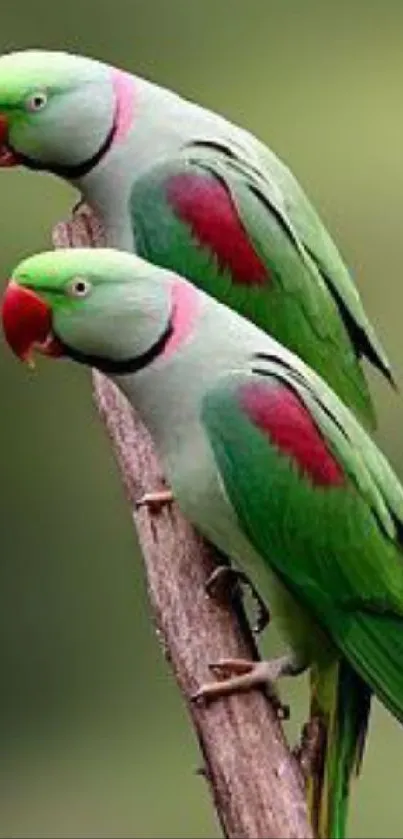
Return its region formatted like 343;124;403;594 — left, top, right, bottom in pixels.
0;1;403;836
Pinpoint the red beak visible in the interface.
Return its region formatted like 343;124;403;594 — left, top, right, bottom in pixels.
0;114;21;167
1;280;63;365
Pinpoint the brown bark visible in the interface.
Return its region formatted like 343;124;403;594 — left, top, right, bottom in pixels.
52;206;312;839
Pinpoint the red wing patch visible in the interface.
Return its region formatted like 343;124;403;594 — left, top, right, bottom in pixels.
166;171;268;286
240;381;344;487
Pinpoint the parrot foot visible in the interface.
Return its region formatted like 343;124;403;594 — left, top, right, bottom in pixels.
136;489;174;513
293;716;325;782
192;653;304;718
56;201;107;247
205;565;270;634
72;198;87;216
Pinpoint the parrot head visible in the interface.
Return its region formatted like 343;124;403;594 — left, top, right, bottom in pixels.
1;249;174;371
0;50;125;176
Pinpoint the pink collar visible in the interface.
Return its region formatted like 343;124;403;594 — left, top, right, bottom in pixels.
162;278;201;361
110;69;136;146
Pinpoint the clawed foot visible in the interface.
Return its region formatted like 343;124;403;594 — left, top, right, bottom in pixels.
205;565;270;634
72;198;87;217
54;203;106;249
191;653;304;719
293;716;325;780
136;489;174;513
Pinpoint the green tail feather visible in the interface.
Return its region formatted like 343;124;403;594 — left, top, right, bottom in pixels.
307;658;371;839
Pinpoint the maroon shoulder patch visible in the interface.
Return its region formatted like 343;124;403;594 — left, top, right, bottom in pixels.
166;171;268;286
240;381;344;487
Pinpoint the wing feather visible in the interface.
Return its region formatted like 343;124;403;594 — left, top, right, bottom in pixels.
130;141;393;426
201;361;403;719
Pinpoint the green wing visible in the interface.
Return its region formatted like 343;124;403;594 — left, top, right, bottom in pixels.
251;138;392;375
201;356;403;720
130;140;393;428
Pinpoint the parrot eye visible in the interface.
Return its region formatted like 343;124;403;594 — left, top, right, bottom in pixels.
25;90;48;113
67;277;92;299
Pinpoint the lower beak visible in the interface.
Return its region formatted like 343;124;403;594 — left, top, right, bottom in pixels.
1;280;64;365
0;114;21;167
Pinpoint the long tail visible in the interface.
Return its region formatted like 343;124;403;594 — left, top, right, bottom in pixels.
306;657;371;839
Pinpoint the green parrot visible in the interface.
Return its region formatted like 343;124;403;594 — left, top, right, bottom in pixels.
0;49;393;429
2;248;403;839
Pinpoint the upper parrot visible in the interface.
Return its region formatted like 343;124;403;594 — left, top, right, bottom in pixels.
2;248;403;839
0;49;393;427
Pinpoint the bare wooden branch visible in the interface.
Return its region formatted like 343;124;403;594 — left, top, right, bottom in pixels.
52;207;312;839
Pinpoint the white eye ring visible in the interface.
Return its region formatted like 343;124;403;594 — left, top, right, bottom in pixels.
25;90;48;113
67;277;92;299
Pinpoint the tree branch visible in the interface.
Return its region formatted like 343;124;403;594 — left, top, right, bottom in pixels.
52;206;312;839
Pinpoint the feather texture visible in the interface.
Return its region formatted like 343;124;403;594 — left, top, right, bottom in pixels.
130;141;393;428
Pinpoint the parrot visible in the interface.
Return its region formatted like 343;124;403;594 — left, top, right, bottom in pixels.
0;48;394;431
2;247;403;839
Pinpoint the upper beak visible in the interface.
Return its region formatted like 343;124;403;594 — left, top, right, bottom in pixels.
0;114;21;167
1;280;63;366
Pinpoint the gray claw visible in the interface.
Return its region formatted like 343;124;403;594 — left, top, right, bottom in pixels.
205;565;270;634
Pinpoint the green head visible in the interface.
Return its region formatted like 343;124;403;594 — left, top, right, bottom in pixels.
0;50;120;175
1;249;175;372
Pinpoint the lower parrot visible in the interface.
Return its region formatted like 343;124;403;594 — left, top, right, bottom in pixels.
2;247;403;839
0;49;394;428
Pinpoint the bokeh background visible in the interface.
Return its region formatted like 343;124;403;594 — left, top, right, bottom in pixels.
0;1;403;836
